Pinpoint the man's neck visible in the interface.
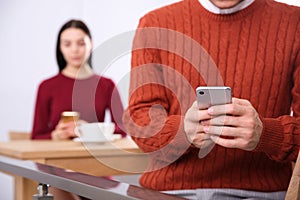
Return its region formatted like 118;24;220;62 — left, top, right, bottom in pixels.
199;0;255;14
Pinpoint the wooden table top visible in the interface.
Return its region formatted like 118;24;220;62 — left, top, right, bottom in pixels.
0;138;143;160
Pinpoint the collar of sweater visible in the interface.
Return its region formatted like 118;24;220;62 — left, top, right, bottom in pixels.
199;0;255;14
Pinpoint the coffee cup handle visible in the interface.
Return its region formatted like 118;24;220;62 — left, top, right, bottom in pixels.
74;126;82;137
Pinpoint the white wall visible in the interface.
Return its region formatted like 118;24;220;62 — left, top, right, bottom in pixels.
276;0;300;6
0;0;180;142
0;0;299;199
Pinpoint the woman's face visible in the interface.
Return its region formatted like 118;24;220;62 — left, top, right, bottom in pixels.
209;0;244;9
60;27;92;68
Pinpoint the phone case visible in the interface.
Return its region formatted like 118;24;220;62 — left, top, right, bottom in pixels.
196;86;232;109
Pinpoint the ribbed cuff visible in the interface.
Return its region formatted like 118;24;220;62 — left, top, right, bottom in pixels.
254;118;284;155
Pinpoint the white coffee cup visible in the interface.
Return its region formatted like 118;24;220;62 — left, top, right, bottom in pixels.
74;122;115;142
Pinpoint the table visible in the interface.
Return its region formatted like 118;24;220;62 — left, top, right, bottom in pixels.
0;138;149;200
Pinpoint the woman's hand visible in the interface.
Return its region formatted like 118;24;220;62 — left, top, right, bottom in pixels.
202;98;263;151
51;121;78;140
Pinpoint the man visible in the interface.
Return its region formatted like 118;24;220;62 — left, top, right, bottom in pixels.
123;0;300;199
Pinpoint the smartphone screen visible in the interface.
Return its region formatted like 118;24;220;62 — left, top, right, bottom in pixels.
196;86;232;109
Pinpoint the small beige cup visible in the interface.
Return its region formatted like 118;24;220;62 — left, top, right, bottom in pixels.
61;111;80;123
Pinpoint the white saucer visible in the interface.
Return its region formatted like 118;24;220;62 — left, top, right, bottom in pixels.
72;134;122;143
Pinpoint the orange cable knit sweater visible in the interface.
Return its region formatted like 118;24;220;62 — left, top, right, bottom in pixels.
124;0;300;192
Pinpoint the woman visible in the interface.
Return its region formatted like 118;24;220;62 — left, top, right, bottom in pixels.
32;19;126;200
31;19;126;140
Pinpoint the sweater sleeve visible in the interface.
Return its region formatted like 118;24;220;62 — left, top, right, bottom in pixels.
31;82;52;139
254;40;300;162
123;14;192;165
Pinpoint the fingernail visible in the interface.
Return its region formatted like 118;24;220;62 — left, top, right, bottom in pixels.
200;120;207;125
203;126;209;133
208;108;213;114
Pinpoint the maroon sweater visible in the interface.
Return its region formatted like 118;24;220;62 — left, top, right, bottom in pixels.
32;73;126;139
124;0;300;192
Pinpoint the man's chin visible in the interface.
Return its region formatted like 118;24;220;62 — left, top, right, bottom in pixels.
209;0;244;9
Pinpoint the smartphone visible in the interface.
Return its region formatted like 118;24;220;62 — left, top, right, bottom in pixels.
196;86;232;109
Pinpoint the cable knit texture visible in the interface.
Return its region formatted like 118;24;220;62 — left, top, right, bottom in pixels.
124;0;300;192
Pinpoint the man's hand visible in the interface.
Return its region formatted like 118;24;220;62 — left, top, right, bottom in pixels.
202;98;263;151
184;101;214;149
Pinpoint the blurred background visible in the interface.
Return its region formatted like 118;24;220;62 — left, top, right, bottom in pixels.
0;0;299;199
